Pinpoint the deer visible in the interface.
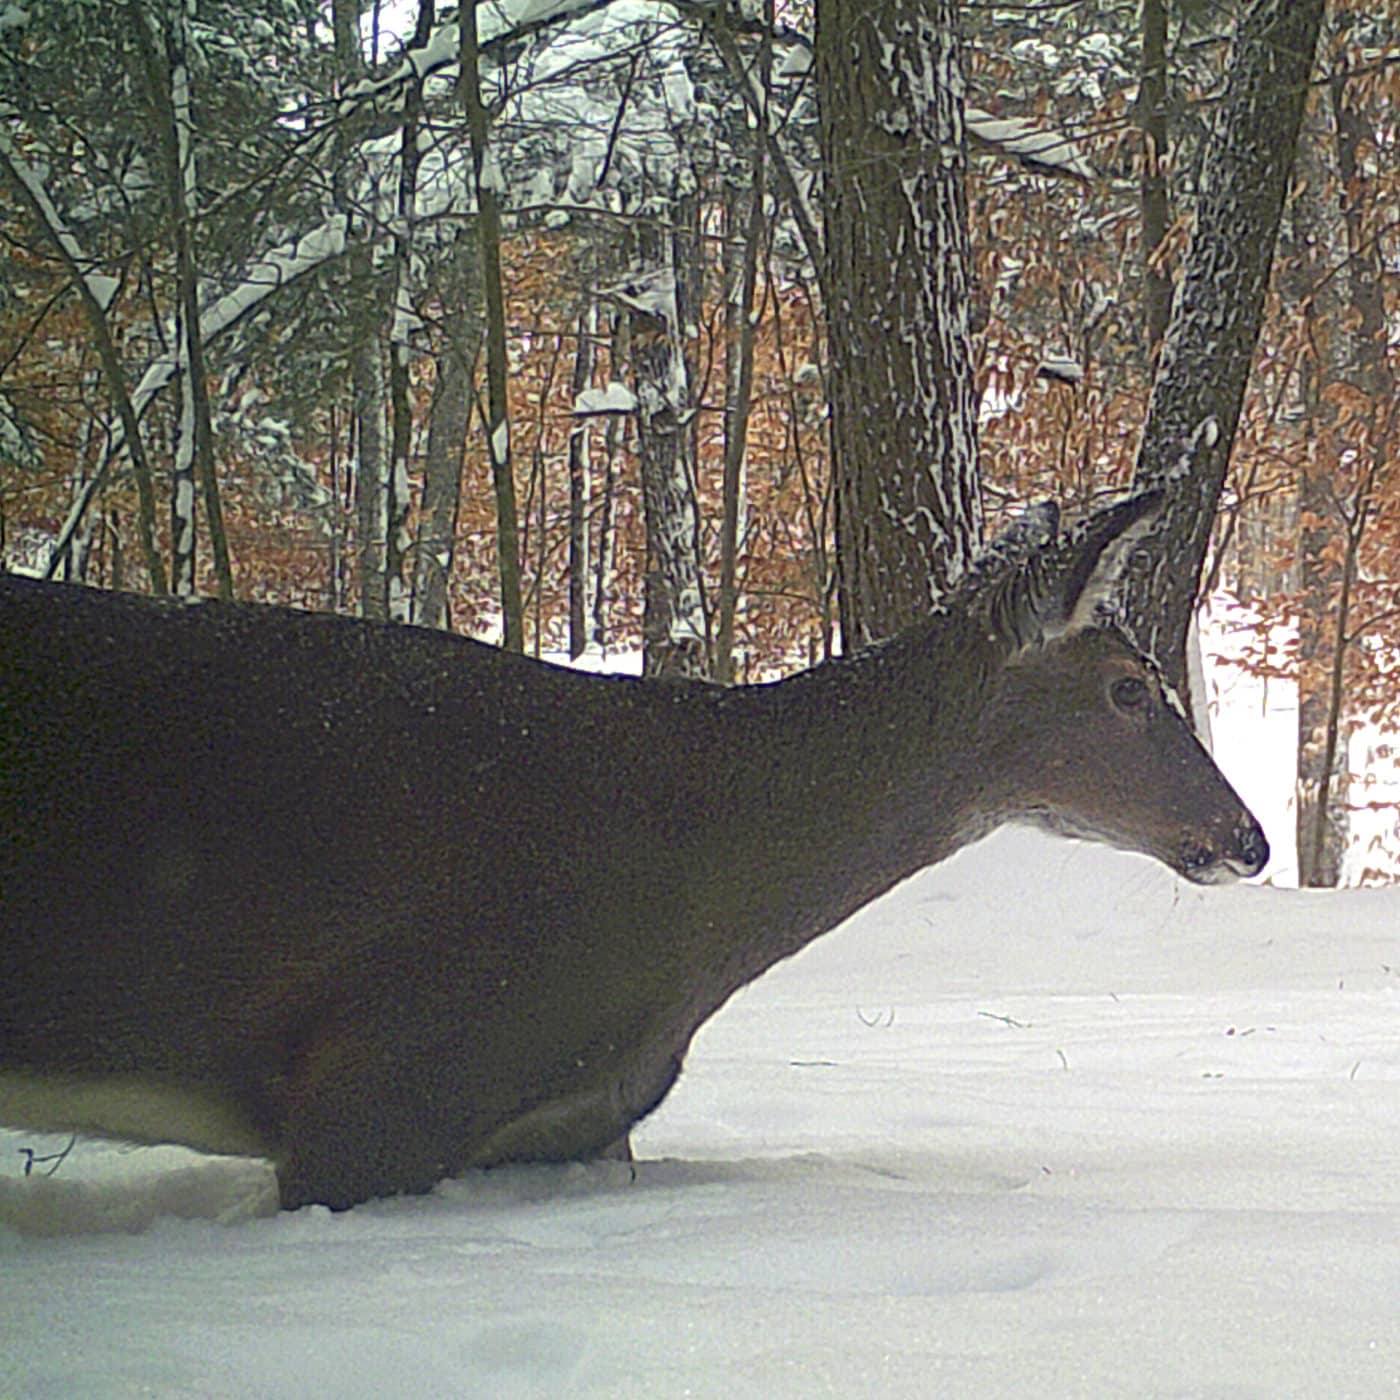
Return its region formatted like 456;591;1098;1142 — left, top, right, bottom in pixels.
0;492;1267;1211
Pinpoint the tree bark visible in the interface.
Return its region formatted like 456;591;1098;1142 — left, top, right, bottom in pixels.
629;218;708;680
816;0;980;647
715;169;764;685
412;232;480;631
330;0;391;621
566;300;595;659
592;311;626;652
460;2;524;652
386;0;434;622
1139;0;1172;360
354;331;389;621
1124;0;1326;696
132;1;232;599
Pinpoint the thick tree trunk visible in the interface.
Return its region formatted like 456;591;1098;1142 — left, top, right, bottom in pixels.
1123;0;1326;696
816;0;980;647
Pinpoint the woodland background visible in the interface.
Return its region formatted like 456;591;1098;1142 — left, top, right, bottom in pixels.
0;0;1396;884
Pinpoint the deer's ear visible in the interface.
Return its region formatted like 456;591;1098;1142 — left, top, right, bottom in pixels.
966;489;1163;651
1047;490;1163;639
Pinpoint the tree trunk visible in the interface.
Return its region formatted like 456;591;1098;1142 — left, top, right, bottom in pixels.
815;0;980;647
593;312;625;653
413;233;481;631
1139;0;1172;360
566;301;595;660
1123;0;1326;697
354;331;389;621
132;0;232;600
384;0;434;624
330;0;390;622
460;4;523;652
715;119;766;684
629;218;708;680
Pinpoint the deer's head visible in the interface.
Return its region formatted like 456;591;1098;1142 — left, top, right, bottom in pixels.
966;493;1268;884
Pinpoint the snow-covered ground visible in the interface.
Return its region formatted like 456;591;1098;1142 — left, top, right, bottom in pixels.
4;822;1400;1397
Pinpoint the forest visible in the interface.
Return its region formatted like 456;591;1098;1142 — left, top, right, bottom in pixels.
0;0;1396;885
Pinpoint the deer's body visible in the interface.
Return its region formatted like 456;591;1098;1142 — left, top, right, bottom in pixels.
0;497;1267;1209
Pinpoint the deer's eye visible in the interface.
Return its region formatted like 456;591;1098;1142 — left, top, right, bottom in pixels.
1110;676;1150;712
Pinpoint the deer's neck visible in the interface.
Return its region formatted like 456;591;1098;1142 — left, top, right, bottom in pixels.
675;622;1002;1001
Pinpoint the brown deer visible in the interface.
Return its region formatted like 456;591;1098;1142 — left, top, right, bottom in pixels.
0;493;1266;1211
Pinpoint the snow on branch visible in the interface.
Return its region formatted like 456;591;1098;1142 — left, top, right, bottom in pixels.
0;124;121;311
966;107;1093;182
573;382;637;415
46;217;350;566
337;0;621;118
130;217;350;409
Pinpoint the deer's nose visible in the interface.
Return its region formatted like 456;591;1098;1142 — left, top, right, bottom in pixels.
1228;821;1269;878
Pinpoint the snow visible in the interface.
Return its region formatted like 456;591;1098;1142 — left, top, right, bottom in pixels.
966;106;1094;181
5;614;1399;1392
1037;353;1083;384
0;126;125;313
491;419;510;465
572;381;637;415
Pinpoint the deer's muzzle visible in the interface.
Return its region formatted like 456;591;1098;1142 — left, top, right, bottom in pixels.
1179;819;1270;884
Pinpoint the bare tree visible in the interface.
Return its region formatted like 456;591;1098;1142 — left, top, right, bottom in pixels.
412;234;481;631
1139;0;1172;360
625;218;709;680
460;3;524;652
130;1;232;598
1294;11;1397;886
714;30;770;685
566;299;596;659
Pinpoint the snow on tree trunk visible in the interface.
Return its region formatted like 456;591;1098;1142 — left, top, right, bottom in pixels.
625;226;708;680
171;357;197;598
567;300;595;660
1139;0;1171;360
386;0;435;624
354;329;389;622
136;0;231;599
412;233;480;631
461;6;523;653
715;153;765;685
816;0;981;648
592;312;626;653
1123;0;1326;696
